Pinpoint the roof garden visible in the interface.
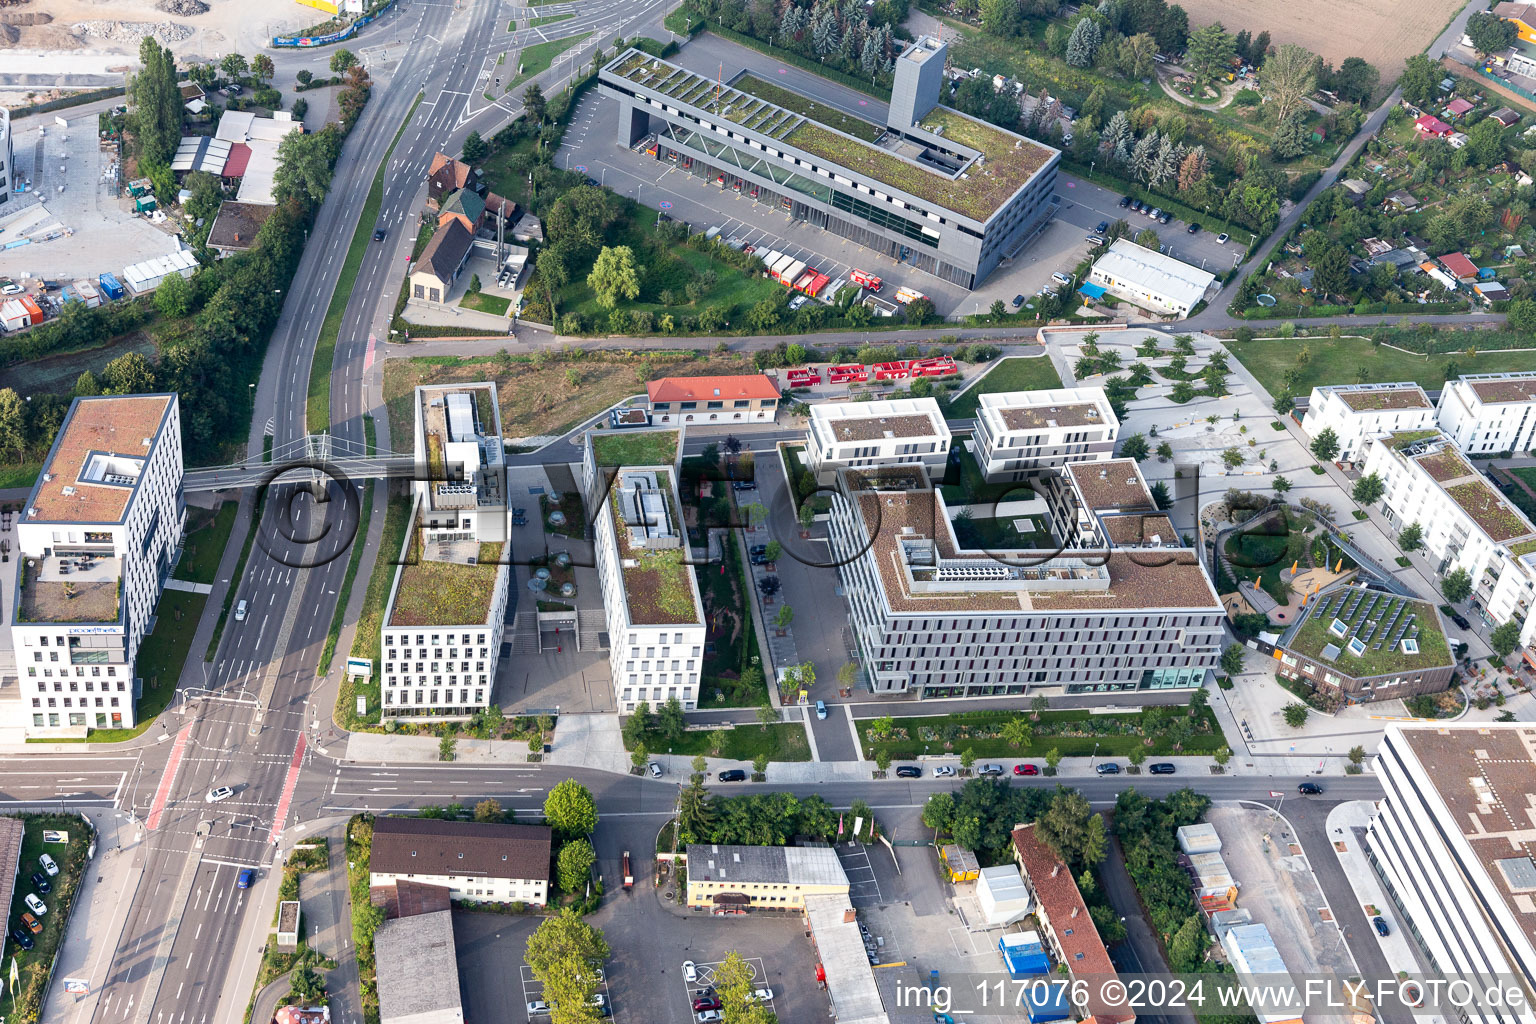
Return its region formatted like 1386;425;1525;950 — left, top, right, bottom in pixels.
732;74;884;143
1286;588;1450;679
1445;480;1534;542
609;472;701;626
1337;387;1430;411
1384;429;1440;451
1414;447;1473;482
17;555;121;624
388;540;504;627
592;429;679;468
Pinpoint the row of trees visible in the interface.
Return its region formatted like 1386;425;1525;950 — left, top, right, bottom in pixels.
684;0;909;86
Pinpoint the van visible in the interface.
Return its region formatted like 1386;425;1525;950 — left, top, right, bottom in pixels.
234;599;247;622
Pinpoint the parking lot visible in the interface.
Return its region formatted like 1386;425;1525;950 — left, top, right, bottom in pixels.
677;956;778;1019
836;842;885;908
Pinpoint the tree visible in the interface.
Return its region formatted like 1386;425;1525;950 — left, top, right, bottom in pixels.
1118;32;1158;80
1002;716;1034;749
1066;17;1103;67
1150;481;1172;510
474;798;503;822
1156;3;1189;52
544;778;598;837
524;82;548;124
1036;789;1105;868
74;371;102;397
1214;745;1232;767
1030;694;1050;720
220;53;249;81
922;792;956;833
131;38;183;169
1220;643;1245;676
587;246;642;310
904;296;936;325
630;742;649;771
273;130;336;206
1185;22;1235;84
526;912;609;1024
1127;745;1147;768
1118;432;1150;461
1399;53;1440;107
1467;10;1518;57
1283;702;1309;729
1310;427;1340;462
874;747;892;773
1261;44;1318;124
557;837;596;893
657;697;686;742
462;129;489;164
1399;521;1423;552
1176;146;1208;192
1044;747;1062;772
1468;116;1506;168
1272;475;1292;494
1352;472;1385;506
775;604;794;630
715;951;772;1024
1347;745;1366;766
1271;109;1312;160
329;49;358;75
1331;57;1379;104
979;0;1025;37
1134;227;1161;250
1312;244;1351;300
960;747;977;770
1156;441;1174;460
0;389;25;462
438;733;457;761
251;53;275;83
1222;447;1245;469
1490;620;1522;659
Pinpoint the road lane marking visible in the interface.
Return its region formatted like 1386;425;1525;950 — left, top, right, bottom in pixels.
145;724;193;830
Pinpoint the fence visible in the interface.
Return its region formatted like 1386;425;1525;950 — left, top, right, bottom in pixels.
272;0;396;48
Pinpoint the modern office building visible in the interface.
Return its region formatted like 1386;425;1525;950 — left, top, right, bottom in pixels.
645;373;780;425
825;470;1223;699
1300;382;1435;463
684;844;849;910
1366;723;1536;1024
368;816;551;906
582;428;707;713
379;384;511;721
1047;458;1171;548
806;397;950;484
599;36;1060;289
1086;239;1216;318
9;394;184;735
1360;431;1536;650
1436;372;1536;456
1274;583;1455;702
973;387;1119;481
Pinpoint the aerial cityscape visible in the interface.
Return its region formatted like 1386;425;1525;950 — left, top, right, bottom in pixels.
2;0;1536;1023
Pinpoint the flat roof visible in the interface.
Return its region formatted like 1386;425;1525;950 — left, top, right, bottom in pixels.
374;910;464;1022
1067;459;1154;512
1389;724;1536;953
803;894;891;1024
686;844;849;886
812;397;947;444
387;535;504;628
605;49;1055;223
1407;444;1536;543
1462;373;1536;404
1101;513;1177;547
1093;239;1215;308
608;468;704;626
0;818;25;940
1331;382;1433;411
1283;584;1451;679
206;200;275;252
18;554;121;624
26;394;174;524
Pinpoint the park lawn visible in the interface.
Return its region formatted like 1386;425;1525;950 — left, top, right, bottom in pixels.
460;291;511;316
1228;336;1536;392
511;33;591;89
943;356;1063;418
174;500;238;585
632;723;812;762
858;707;1226;760
3;815;92;1022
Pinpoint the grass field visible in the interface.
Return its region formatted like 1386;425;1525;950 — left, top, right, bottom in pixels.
943;356;1064;418
460;291;512;316
339;493;413;730
627;723;812;762
1506;467;1536;523
306;91;423;433
510;34;591;89
527;12;573;27
3;815;91;1022
98;589;207;742
858;706;1226;760
206;492;263;662
174;501;237;585
318;478;376;676
0;462;41;490
1228;336;1536;392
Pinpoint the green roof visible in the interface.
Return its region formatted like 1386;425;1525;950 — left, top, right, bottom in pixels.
733;74;884;142
591;429;679;468
389;541;504;627
1286;587;1450;679
609;471;701;626
1384;429;1440;451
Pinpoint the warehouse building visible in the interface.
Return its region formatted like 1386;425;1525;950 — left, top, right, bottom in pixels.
802;894;891;1024
598;35;1060;289
685;843;849;910
374;909;465;1024
1087;239;1216;317
1219;923;1302;1024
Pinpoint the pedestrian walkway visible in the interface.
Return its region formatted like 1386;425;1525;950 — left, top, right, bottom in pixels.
163;578;213;595
545;714;629;774
343;731;532;763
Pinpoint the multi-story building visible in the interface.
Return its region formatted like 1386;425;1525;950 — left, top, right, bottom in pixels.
806;397;950;485
1047;459;1170;548
599;36;1060;289
1366;723;1536;1024
1436;372;1536;456
684;844;849;910
1300;382;1435;463
379;384;510;721
1360;431;1536;650
368;816;551;906
645;374;780;425
0;106;12;207
825;469;1222;699
9;394;184;735
1086;239;1216;318
582;428;707;713
1274;583;1455;702
973;387;1119;481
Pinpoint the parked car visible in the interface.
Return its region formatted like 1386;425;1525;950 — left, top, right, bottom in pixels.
1013;763;1039;776
237;867;255;889
717;769;748;782
1298;781;1324;794
977;763;1005;776
1373;916;1391;936
683;961;699;983
9;928;33;951
1217;232;1230;244
1187;223;1200;234
788;294;809;311
1148;207;1162;220
24;894;45;916
20;913;40;934
527;1000;551;1016
30;872;49;894
1119;195;1132;207
697;1012;723;1024
1086;235;1105;245
815;700;828;720
1050;272;1072;286
751;988;774;1002
934;765;956;777
749;545;769;564
732;480;756;491
1451;613;1471;629
693;997;723;1012
1094;762;1122;775
1149;762;1177;774
206;785;234;803
1158;210;1172;224
0;283;22;295
1096;220;1109;233
1011;294;1025;307
39;854;58;877
648;761;664;779
895;765;922;778
586;177;601;187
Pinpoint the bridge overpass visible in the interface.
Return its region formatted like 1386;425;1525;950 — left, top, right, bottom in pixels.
183;434;418;492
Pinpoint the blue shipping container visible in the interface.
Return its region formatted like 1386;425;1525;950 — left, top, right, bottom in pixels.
1025;980;1073;1023
98;273;125;300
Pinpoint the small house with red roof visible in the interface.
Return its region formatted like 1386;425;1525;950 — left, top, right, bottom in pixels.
1414;114;1453;138
1444;96;1475;120
646;374;781;424
1438;252;1480;282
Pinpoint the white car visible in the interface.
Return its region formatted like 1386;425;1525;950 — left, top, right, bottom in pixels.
0;283;22;295
526;1000;550;1016
234;599;247;621
683;961;698;983
934;765;956;777
697;1013;723;1024
751;988;774;1002
24;894;45;916
1050;272;1072;286
648;762;663;779
206;786;234;803
38;854;58;877
1217;232;1230;244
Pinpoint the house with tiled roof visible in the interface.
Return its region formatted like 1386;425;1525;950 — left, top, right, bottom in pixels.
1444;96;1475;120
437;189;486;235
408;220;473;305
1494;1;1536;42
1414;114;1453;138
1492;107;1522;127
646;374;780;424
426;152;481;209
1437;251;1480;282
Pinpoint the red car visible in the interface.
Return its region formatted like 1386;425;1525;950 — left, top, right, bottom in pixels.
693;997;723;1012
1013;763;1039;776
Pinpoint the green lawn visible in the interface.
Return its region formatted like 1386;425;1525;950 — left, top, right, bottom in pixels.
732;74;884;142
206;491;263;662
318;478;375;676
1223;513;1312;603
460;291;511;316
510;34;591;89
527;12;573;27
306;91;423;433
943;356;1064;418
858;707;1226;760
174;501;237;585
339;493;414;730
3;815;92;1022
1228;336;1536;393
86;589;207;742
629;723;812;762
592;430;678;466
0;462;40;490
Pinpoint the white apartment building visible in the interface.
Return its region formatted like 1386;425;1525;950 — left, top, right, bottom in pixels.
973;387;1119;481
1047;459;1166;547
582;429;706;713
1367;724;1536;1024
380;385;510;720
368;816;551;906
1436;372;1536;456
805;397;950;485
1360;432;1536;650
9;394;184;735
1299;382;1435;463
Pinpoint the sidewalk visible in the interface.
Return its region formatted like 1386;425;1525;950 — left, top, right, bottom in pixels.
343;731;531;763
41;811;146;1024
1325;800;1435;997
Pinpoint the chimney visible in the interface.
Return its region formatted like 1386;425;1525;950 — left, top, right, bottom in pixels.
1071;906;1079;918
843;908;857;924
1051;863;1061;878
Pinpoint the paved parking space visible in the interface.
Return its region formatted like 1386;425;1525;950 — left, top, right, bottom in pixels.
680;955;778;1016
836;843;883;907
520;963;615;1021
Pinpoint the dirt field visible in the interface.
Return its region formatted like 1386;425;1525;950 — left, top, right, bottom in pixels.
5;0;312;64
383;350;765;443
1178;0;1460;81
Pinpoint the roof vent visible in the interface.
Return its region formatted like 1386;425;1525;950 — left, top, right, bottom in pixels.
142;436;153;446
62;487;75;496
